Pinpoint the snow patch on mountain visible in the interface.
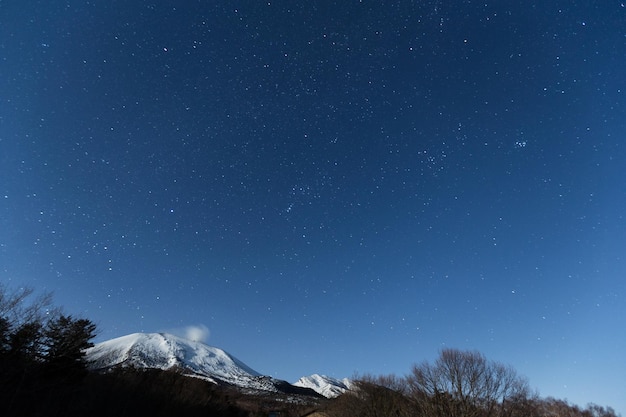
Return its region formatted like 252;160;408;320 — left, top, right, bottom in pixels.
293;374;353;398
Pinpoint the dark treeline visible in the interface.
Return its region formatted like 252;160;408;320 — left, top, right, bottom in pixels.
0;285;620;417
0;285;96;378
322;350;620;417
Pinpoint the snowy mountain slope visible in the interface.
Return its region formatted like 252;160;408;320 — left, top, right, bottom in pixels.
293;374;354;398
85;332;314;395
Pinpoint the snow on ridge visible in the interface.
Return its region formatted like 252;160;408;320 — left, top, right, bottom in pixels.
85;332;262;385
293;374;352;398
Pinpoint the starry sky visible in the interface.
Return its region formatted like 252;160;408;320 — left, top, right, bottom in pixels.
1;0;625;412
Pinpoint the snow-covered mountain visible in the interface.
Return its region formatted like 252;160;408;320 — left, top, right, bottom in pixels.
85;332;318;396
293;374;354;398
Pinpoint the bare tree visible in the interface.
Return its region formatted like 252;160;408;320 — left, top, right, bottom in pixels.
0;284;56;329
406;348;530;417
585;403;620;417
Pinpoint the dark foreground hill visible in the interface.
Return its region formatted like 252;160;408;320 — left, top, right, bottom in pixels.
0;364;323;417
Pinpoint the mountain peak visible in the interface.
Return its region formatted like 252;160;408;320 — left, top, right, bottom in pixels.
87;333;263;386
85;332;321;397
293;374;353;398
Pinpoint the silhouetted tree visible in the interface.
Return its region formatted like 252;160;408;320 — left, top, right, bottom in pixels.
9;320;43;360
501;390;542;417
0;284;55;328
586;403;620;417
406;348;530;417
43;314;97;374
358;375;411;417
0;285;58;362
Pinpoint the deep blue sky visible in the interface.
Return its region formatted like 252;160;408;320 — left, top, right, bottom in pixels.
1;0;625;412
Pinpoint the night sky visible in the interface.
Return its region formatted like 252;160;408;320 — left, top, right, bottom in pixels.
1;0;625;412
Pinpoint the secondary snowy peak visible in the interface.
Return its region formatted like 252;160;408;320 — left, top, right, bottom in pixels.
86;333;265;388
293;374;353;398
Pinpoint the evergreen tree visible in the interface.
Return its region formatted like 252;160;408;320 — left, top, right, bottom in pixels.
9;321;43;360
43;314;97;374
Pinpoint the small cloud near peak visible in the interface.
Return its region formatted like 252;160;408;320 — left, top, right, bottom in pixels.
166;324;210;342
184;324;210;342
